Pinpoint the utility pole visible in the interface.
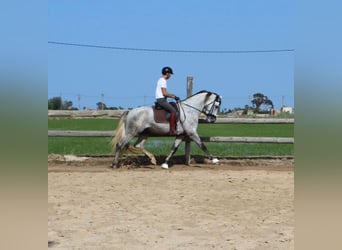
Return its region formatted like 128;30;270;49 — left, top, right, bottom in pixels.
59;92;62;110
101;93;104;110
78;94;81;110
186;76;193;97
185;76;193;165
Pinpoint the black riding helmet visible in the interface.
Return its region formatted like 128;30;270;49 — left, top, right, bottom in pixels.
161;66;174;75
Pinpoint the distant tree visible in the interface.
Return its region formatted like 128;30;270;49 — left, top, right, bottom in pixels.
243;105;250;115
251;93;264;112
251;93;274;113
220;108;230;114
48;97;62;110
48;97;77;110
264;99;274;109
107;106;125;110
62;101;73;110
96;102;107;110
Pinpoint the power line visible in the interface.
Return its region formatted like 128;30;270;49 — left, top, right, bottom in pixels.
48;41;294;54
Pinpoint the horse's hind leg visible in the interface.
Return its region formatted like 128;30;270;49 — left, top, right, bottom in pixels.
112;135;134;168
134;136;157;165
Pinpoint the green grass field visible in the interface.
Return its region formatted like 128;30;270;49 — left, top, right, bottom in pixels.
48;118;294;156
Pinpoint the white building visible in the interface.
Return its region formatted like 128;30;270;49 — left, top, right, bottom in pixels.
281;106;293;114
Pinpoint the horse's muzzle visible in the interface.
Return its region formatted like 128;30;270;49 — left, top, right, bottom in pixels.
206;114;217;123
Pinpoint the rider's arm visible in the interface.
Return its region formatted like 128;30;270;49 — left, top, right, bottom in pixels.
161;87;176;99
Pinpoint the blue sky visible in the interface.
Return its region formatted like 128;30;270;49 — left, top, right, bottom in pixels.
49;0;294;110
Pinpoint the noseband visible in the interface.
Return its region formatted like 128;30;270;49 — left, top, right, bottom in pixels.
202;95;221;122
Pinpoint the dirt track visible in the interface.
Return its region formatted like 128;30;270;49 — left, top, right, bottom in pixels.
48;155;294;249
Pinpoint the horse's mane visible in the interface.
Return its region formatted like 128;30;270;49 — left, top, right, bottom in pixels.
184;90;219;100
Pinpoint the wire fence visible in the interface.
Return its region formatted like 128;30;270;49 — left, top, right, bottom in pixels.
48;92;294;111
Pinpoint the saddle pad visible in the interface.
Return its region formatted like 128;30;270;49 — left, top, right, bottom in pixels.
153;107;168;123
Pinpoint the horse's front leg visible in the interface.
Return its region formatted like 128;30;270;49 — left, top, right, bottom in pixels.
188;133;219;164
161;136;184;169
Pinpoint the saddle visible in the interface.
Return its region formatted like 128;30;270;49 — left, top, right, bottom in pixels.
153;101;179;123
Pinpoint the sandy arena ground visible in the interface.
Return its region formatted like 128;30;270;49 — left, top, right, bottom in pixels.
48;155;294;249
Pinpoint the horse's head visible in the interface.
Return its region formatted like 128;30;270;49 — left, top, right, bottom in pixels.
202;91;222;123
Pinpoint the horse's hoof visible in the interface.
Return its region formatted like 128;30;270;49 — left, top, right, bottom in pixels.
212;158;219;164
161;163;169;169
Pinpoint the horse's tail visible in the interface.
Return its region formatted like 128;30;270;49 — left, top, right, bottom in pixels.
112;111;129;153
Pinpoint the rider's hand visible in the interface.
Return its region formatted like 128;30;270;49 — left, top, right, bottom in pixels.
175;96;180;101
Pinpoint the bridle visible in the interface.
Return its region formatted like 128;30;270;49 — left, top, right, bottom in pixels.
177;94;221;123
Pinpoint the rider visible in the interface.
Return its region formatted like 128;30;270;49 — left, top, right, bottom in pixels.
155;66;180;135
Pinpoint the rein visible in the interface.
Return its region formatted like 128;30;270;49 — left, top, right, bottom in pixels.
180;102;203;113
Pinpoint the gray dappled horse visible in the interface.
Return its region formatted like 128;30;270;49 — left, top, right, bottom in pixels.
111;90;222;169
